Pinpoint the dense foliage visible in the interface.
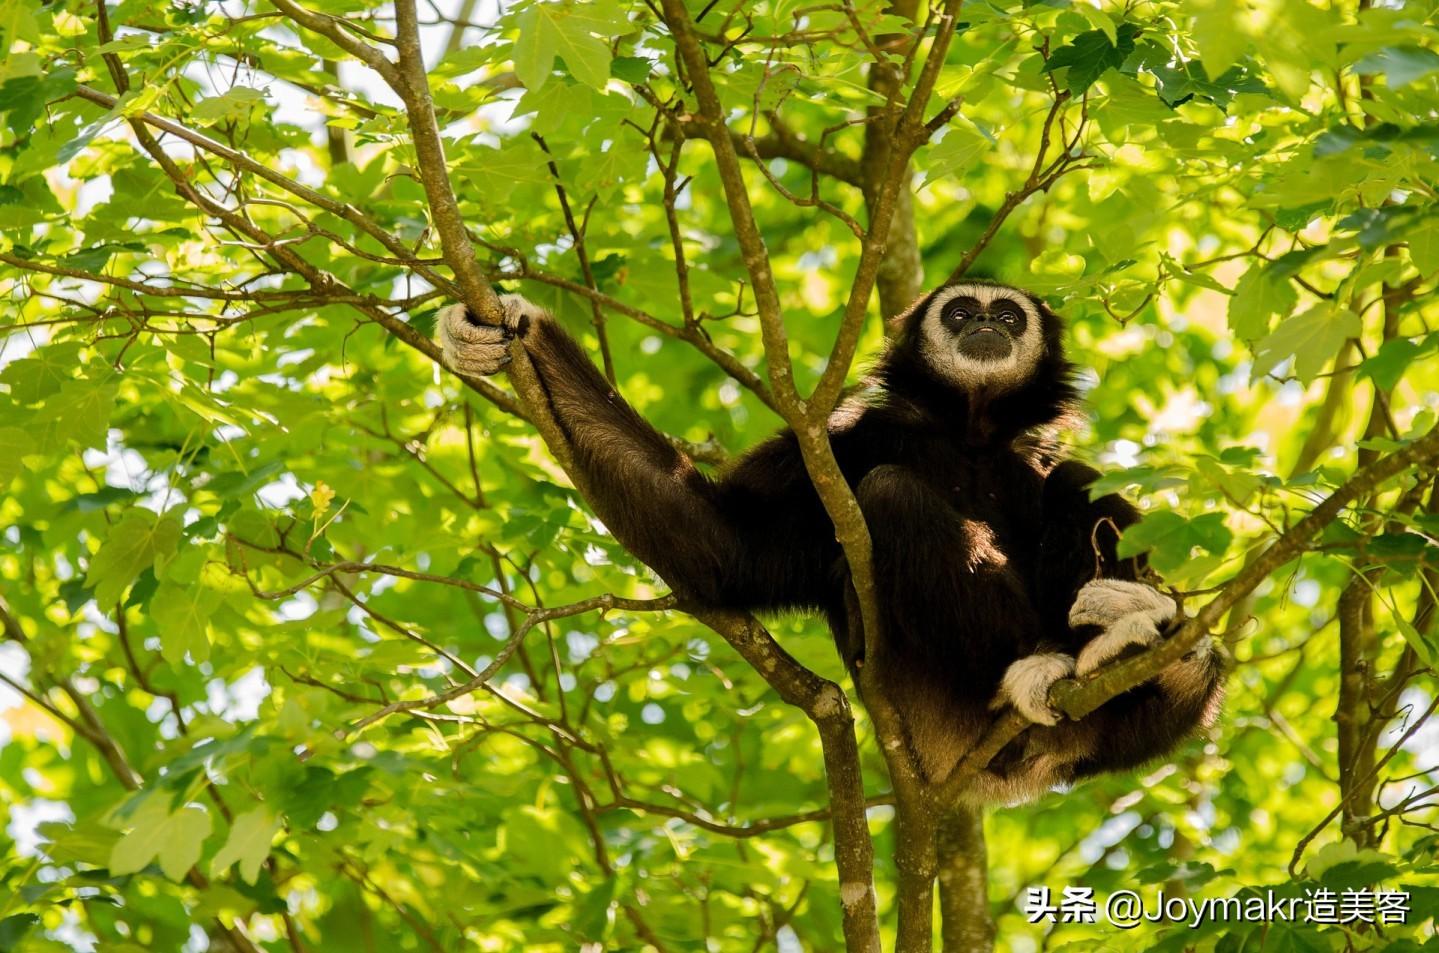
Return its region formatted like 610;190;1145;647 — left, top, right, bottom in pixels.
2;0;1438;950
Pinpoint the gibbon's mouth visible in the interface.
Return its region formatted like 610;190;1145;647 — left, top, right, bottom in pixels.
957;327;1013;360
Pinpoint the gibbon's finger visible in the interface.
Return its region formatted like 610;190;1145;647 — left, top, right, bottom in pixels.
1074;612;1161;677
498;293;541;332
441;307;510;345
446;343;511;376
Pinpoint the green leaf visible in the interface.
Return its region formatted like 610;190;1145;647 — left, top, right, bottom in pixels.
211;808;282;885
461;138;551;187
1409;218;1439;277
1096;74;1173;132
0;340;83;402
63;241;143;272
84;510;183;606
920;123;991;187
1359;333;1439;391
511;6;558;91
151;580;217;664
0;426;35;487
1146;59;1267;110
1042;23;1141;94
0;914;40;950
610;55;650;84
108;798;213;881
1195;457;1260;505
550;28;613;89
512;3;620;91
1251;303;1362;383
1189;0;1247;76
157;806;212;881
1117;511;1232;572
30;378;118;452
0;69;75;136
191;86;268;125
1395;617;1438;667
1228;265;1296;341
573;876;617;941
1353;45;1439;89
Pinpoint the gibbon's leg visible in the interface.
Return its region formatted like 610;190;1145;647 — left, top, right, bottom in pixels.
985;460;1225;791
1018;575;1225;782
1065;636;1226;778
986;459;1149;730
438;297;830;609
852;465;1047;783
980;598;1224;801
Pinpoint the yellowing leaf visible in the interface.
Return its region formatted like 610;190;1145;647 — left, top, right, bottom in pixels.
310;481;335;514
52;10;86;37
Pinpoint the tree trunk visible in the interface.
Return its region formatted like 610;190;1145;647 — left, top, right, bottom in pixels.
893;789;939;952
937;807;995;952
860;4;992;945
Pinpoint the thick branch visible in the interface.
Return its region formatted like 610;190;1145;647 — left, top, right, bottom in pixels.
692;609;881;953
660;0;800;414
810;0;964;417
387;0;501;323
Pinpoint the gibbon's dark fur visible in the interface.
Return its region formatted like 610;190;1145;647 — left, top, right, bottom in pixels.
444;282;1223;802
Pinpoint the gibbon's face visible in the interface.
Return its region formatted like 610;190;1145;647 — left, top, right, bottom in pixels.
918;283;1046;391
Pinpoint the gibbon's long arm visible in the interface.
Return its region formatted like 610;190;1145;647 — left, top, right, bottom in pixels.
440;299;835;610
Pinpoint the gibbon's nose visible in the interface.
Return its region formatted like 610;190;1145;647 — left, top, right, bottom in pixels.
968;320;1003;336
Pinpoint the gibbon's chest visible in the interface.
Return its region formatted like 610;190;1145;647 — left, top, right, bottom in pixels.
903;444;1045;554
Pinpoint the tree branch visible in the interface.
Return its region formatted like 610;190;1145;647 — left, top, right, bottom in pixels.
671;113;864;185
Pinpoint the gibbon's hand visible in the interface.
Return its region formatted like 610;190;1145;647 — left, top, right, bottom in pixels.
992;652;1076;726
1069;579;1179;676
437;293;539;377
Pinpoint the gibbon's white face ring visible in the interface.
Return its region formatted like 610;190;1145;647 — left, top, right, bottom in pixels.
919;283;1046;391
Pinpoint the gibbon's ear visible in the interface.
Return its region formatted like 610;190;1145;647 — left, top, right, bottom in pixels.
887;289;937;338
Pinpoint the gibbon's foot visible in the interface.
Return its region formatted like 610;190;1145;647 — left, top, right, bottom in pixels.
1071;579;1179;677
437;293;539;377
993;652;1076;726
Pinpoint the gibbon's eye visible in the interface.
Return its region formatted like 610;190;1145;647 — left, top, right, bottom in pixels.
944;304;970;322
998;310;1019;324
